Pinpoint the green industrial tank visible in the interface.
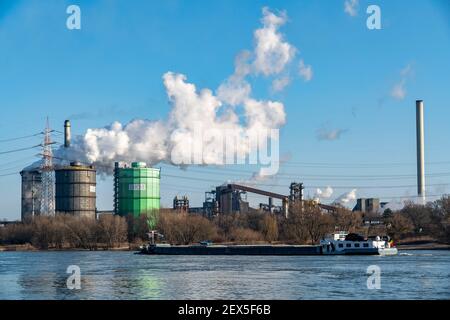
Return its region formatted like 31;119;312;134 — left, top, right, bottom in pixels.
114;162;160;217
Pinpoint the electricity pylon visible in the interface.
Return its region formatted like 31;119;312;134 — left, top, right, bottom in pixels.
40;118;55;216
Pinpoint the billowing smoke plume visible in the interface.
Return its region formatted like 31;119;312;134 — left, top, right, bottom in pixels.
56;7;310;175
313;186;334;202
332;189;357;206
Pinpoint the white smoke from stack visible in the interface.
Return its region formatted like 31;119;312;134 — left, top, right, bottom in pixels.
217;7;297;105
56;7;306;175
313;186;334;202
253;7;296;76
332;189;357;206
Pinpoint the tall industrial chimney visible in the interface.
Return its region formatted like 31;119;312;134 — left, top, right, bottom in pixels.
64;120;71;148
416;100;425;203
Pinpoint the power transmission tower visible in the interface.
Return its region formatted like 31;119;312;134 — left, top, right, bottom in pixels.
40;118;55;216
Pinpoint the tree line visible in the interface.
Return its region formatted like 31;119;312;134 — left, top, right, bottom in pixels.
1;196;449;249
0;214;128;250
145;196;450;245
384;196;450;243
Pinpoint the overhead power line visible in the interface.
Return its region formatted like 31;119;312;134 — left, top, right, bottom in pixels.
0;145;41;155
159;164;450;181
161;172;448;190
0;172;19;178
0;155;38;167
0;132;42;143
276;160;450;167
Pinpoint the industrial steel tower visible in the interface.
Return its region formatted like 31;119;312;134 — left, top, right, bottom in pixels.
40;118;55;216
416;100;425;204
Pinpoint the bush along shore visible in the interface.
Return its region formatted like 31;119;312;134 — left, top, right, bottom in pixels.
1;196;449;251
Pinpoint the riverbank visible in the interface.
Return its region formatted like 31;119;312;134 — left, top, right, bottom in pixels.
395;236;450;250
2;241;450;252
397;242;450;250
0;244;133;252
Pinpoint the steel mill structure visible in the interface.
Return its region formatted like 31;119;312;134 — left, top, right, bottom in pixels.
114;162;161;218
18;99;429;222
55;162;97;218
20;168;42;220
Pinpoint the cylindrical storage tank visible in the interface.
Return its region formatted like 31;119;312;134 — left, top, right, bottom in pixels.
55;162;96;218
20;169;42;221
114;162;160;218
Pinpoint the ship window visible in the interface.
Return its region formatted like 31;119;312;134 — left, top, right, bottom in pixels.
354;243;360;247
346;243;352;248
363;243;369;248
338;244;343;248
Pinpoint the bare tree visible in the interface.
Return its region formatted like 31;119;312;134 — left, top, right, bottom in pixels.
98;215;127;248
158;212;217;245
229;227;264;244
280;203;308;244
401;202;433;234
386;212;414;240
260;214;279;242
331;208;362;233
302;204;334;244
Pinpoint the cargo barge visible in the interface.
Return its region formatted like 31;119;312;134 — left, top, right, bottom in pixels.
139;244;321;255
138;232;398;256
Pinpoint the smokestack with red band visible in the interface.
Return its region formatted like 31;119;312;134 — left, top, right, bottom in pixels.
416;100;425;203
64;120;71;148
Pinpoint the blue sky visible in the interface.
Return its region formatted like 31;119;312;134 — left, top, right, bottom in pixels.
0;0;449;220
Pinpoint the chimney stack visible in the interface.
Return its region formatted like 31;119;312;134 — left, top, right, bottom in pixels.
64;120;71;148
416;100;425;204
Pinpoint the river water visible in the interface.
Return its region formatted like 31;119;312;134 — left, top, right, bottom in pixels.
0;250;449;299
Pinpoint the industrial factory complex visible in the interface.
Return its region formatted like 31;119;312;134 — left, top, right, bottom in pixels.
18;119;336;221
18;100;429;222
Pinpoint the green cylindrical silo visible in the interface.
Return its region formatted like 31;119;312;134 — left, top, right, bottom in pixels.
114;162;160;217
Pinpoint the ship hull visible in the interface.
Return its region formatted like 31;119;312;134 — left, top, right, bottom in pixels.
138;244;398;256
139;244;321;255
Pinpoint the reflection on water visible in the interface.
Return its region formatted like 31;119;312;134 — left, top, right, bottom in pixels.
0;250;449;300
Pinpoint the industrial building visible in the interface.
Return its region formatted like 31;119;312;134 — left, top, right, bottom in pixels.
55;162;97;218
173;195;189;212
114;162;161;217
214;184;290;216
20;167;42;220
18;98;428;222
353;198;381;214
187;182;338;217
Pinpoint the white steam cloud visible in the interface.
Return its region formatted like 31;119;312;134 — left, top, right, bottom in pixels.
333;189;357;206
298;59;313;82
253;7;296;76
316;126;348;141
57;7;306;174
314;186;334;202
391;64;413;100
272;76;291;92
344;0;359;17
